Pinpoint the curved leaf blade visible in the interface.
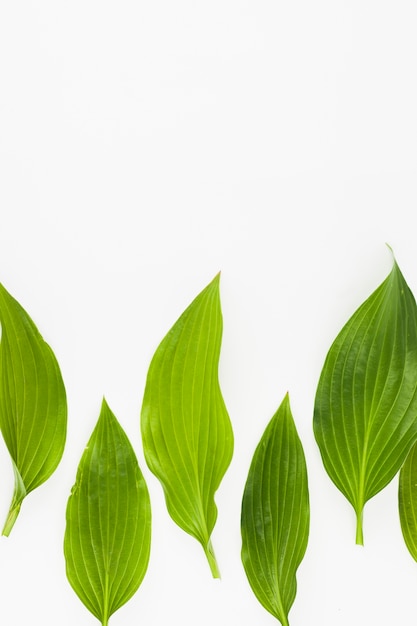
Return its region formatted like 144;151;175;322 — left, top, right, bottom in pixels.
399;440;417;562
141;273;233;577
241;394;309;626
0;283;67;535
64;399;151;626
313;255;417;544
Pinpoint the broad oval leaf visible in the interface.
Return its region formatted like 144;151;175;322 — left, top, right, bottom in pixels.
64;399;151;626
141;273;233;577
241;393;309;626
399;440;417;562
0;282;67;535
313;254;417;544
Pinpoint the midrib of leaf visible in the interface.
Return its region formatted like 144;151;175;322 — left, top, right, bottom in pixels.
322;263;415;545
102;572;110;626
324;299;374;507
276;418;302;624
270;421;291;626
248;413;293;626
106;418;132;614
84;422;115;623
356;298;394;532
322;274;398;544
186;291;222;575
355;274;405;543
157;288;222;573
353;286;389;544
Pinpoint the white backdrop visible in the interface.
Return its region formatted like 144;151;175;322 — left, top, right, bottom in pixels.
1;1;417;625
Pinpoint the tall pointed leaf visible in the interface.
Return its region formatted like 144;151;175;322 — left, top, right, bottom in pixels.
241;394;309;626
64;399;151;626
141;273;233;577
313;254;417;544
0;283;67;535
399;440;417;561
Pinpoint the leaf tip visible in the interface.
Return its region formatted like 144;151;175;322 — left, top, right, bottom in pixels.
280;391;291;411
385;243;398;268
212;271;221;285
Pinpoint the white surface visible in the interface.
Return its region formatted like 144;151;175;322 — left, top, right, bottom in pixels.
0;1;417;624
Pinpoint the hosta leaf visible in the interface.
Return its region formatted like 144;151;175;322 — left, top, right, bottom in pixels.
64;399;151;626
141;273;233;578
399;440;417;561
0;283;67;535
313;254;417;544
241;394;309;626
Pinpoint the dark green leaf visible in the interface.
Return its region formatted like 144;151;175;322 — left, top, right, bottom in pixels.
0;283;67;535
64;399;151;626
313;254;417;544
241;394;309;626
141;274;233;577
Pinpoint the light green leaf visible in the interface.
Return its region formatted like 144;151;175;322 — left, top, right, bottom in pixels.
241;394;309;626
0;283;67;535
64;399;151;626
313;253;417;544
141;273;233;578
399;440;417;561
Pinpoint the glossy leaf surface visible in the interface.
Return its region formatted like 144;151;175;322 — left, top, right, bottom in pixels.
64;399;151;626
399;440;417;561
0;283;67;535
241;394;309;626
314;256;417;544
141;274;233;577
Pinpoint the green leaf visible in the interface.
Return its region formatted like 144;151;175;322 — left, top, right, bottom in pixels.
64;399;151;626
141;273;233;578
0;283;67;535
399;440;417;561
313;253;417;545
241;394;309;626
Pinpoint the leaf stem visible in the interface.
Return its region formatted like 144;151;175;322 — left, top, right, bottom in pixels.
101;572;110;626
2;461;27;536
204;539;221;579
2;502;22;537
355;508;364;546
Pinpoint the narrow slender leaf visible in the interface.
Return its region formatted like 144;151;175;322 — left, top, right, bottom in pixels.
64;399;151;626
141;273;233;577
313;253;417;544
0;283;67;535
241;394;309;626
399;440;417;561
